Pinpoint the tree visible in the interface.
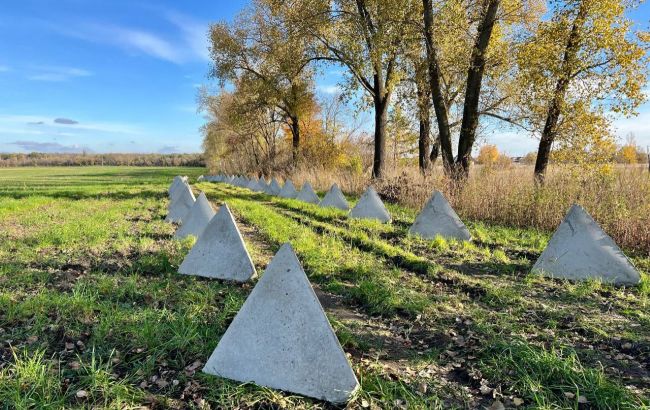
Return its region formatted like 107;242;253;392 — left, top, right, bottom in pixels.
618;133;641;164
514;0;648;183
423;0;504;179
200;83;285;175
208;0;317;166
477;144;499;165
299;0;417;178
421;0;542;180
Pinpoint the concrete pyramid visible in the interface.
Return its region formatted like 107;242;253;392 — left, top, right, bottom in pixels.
532;204;640;285
236;176;248;187
259;177;269;192
166;183;196;223
178;203;256;281
254;179;267;192
203;243;359;403
266;178;281;195
278;179;298;198
171;181;191;202
319;183;349;211
174;192;216;239
409;191;470;241
169;176;186;198
349;187;390;223
296;182;319;204
246;178;261;191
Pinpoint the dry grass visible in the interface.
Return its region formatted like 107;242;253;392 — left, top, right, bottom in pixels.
288;164;650;254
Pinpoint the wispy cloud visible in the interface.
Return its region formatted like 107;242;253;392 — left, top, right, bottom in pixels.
0;65;10;72
11;140;93;153
317;85;342;95
27;66;92;82
157;145;181;154
165;11;210;62
50;12;209;65
0;114;142;136
104;26;183;63
54;117;79;125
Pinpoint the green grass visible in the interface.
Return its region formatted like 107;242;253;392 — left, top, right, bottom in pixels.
0;166;648;409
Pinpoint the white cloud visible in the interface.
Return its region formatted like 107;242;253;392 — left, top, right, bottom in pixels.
49;12;209;65
165;12;210;62
109;27;183;63
317;84;342;95
27;66;92;82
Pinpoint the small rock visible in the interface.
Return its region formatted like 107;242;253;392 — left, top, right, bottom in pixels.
487;400;505;410
76;390;88;399
480;385;493;395
513;397;524;406
577;395;588;404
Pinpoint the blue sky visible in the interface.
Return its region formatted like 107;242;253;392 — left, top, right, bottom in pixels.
0;1;648;156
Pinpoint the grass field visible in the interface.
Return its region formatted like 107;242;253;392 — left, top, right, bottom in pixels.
0;167;648;409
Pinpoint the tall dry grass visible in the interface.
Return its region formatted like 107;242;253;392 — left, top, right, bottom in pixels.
287;164;650;254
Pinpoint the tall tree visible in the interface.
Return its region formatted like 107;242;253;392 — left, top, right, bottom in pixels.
455;0;501;177
423;0;502;178
209;0;316;165
299;0;417;178
200;83;285;175
515;0;648;183
421;0;544;180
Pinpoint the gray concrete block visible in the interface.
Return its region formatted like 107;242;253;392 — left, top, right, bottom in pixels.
532;204;641;285
178;203;256;281
349;187;390;223
279;179;298;198
174;192;216;240
266;178;281;195
203;243;359;404
247;178;262;191
409;191;470;241
166;183;196;223
319;183;349;211
296;182;319;204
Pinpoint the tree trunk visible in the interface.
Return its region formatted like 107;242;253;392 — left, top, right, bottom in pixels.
430;135;440;165
289;115;300;166
456;0;501;179
422;0;454;173
416;77;431;172
372;94;388;178
534;0;588;184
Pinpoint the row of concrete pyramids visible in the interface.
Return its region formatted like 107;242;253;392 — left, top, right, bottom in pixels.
167;176;359;403
209;173;394;222
167;175;641;402
198;174;641;286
